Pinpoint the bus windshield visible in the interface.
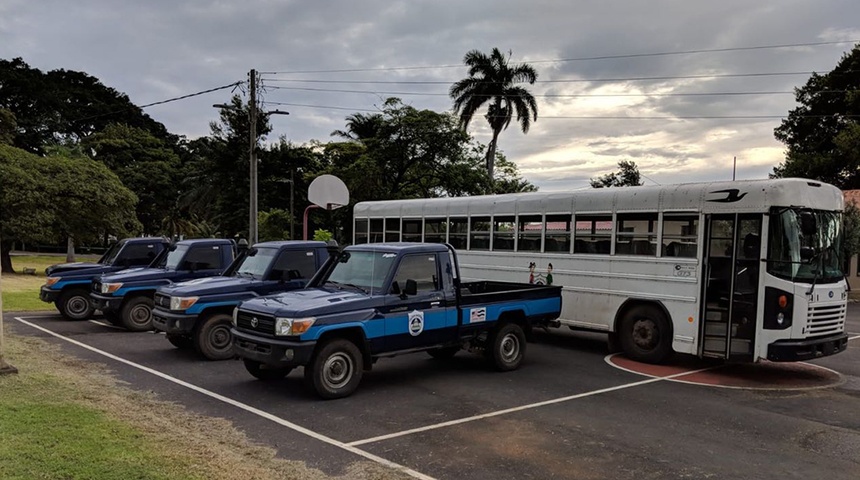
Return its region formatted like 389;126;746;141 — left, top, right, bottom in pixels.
767;208;843;283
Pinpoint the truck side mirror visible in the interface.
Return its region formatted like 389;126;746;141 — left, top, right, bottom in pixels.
404;279;418;296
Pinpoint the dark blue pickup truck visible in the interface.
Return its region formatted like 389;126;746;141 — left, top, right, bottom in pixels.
90;238;236;332
151;241;329;360
40;237;169;320
231;243;562;399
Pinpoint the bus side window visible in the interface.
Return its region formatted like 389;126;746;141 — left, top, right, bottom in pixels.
663;215;699;258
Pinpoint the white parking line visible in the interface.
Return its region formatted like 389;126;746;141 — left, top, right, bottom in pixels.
14;317;436;480
348;363;718;447
88;319;125;330
849;333;860;341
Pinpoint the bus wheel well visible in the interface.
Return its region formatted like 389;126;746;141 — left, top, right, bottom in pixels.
613;299;674;364
613;299;673;335
315;328;372;371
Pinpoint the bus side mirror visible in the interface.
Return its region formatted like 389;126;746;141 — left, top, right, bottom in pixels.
800;246;815;261
799;211;817;236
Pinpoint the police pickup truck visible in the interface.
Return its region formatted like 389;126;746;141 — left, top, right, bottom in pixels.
90;238;236;332
231;243;562;399
151;241;328;360
40;237;168;320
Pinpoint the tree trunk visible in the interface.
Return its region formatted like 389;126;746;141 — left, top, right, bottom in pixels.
65;236;76;263
0;239;14;274
486;128;502;194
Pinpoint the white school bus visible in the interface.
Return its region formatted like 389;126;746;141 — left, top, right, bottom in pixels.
353;178;849;364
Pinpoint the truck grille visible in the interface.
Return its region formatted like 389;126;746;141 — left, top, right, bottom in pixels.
154;293;171;309
807;303;846;336
237;311;275;335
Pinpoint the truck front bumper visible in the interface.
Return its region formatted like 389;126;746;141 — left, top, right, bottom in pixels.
766;333;848;361
39;286;60;303
231;328;316;368
90;293;122;313
152;308;197;335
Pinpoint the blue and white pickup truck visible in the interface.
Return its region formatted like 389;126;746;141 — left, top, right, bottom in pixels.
90;238;236;332
40;237;169;320
151;241;329;360
231;243;563;399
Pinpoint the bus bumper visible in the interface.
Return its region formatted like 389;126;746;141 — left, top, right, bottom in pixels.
766;333;848;361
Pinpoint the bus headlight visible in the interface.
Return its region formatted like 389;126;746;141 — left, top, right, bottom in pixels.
170;296;199;311
274;317;316;336
776;312;785;325
764;287;792;330
101;282;123;294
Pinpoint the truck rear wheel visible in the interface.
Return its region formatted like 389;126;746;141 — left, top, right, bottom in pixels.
243;359;292;380
194;313;235;361
618;305;672;364
166;334;193;350
58;288;94;321
305;339;363;399
121;296;154;332
490;323;526;371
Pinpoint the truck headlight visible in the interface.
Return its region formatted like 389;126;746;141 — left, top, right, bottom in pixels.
274;317;316;336
101;282;123;294
170;296;199;311
45;277;61;287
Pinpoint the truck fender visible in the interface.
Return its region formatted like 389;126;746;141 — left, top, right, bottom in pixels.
312;324;374;371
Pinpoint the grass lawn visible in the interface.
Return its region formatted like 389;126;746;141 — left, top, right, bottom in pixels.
1;254;99;312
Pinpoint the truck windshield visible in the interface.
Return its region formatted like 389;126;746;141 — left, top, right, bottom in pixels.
767;208;843;283
327;250;397;293
235;247;278;278
161;245;189;270
99;241;124;265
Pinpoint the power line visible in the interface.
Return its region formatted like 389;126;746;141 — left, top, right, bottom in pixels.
263;85;809;97
260;39;859;75
260;70;822;85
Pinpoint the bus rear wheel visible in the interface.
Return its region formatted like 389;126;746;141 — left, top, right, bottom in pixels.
619;305;672;364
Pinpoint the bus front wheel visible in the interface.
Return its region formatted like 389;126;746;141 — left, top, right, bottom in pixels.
619;305;672;364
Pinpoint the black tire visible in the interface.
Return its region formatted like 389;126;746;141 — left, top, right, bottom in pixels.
194;313;235;361
166;334;193;349
103;310;122;325
120;296;154;332
243;359;292;381
305;339;363;399
618;305;673;364
57;288;94;321
489;323;527;371
427;346;460;360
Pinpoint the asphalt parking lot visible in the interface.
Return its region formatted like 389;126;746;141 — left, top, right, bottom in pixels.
7;309;860;480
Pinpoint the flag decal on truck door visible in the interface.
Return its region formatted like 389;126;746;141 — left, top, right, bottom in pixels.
470;308;486;323
408;310;424;336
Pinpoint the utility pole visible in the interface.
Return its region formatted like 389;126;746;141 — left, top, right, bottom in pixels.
290;168;295;240
732;156;737;181
249;68;258;244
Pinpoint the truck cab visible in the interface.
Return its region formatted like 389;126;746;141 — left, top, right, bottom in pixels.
151;241;328;360
90;238;235;332
40;237;168;320
232;243;562;399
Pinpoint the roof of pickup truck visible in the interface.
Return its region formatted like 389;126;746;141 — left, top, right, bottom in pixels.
253;240;327;249
174;238;234;246
345;242;447;253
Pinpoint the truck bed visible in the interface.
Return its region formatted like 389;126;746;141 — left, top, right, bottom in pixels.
459;280;562;307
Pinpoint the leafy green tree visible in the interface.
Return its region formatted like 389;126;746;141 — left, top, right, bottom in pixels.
0;108;15;145
83;124;182;235
0;144;139;272
258;209;292;241
590;160;644;188
842;200;860;266
0;57;172;154
771;45;860;188
450;48;538;188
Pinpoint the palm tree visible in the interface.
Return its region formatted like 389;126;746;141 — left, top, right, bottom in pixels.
450;48;538;190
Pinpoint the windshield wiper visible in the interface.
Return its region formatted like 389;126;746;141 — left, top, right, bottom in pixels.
325;280;367;293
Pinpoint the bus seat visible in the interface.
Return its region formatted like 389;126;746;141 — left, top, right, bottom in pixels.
743;233;760;259
596;240;611;254
632;240;654;255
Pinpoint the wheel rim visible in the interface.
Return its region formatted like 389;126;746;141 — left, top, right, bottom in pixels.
66;296;89;317
632;318;659;351
130;304;152;326
322;352;353;390
209;325;232;351
500;333;521;363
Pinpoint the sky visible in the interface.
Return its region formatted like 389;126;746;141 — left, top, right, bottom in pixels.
1;0;859;191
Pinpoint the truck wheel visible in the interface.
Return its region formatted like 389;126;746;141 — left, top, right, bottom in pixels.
58;288;94;321
121;296;154;332
243;359;292;380
618;305;673;364
490;323;526;371
427;346;460;360
194;313;235;361
166;334;193;350
305;339;363;399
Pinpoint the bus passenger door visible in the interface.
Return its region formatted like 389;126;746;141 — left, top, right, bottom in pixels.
701;214;761;360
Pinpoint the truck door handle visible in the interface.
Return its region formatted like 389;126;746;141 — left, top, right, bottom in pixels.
431;301;441;307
